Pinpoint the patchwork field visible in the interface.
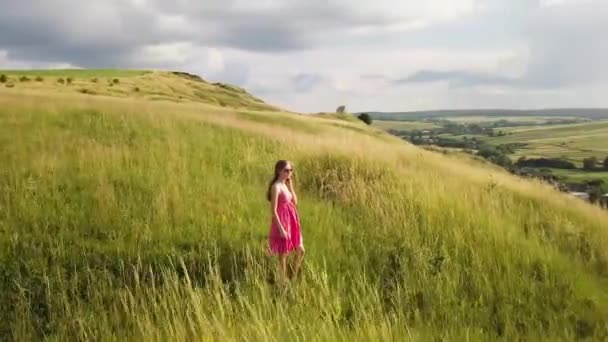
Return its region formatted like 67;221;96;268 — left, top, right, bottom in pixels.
373;120;438;131
487;121;608;165
375;114;608;184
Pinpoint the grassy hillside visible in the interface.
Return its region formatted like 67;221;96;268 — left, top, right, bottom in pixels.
1;73;608;340
0;69;276;111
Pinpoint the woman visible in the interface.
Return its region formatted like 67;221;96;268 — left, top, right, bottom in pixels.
267;160;305;280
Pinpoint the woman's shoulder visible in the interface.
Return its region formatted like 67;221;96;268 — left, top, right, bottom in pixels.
271;182;283;193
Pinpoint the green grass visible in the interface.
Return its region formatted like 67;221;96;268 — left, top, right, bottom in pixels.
0;91;608;340
236;111;320;134
0;69;149;78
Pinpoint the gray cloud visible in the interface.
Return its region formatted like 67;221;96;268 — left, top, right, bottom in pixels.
0;0;405;67
291;73;324;92
389;1;608;91
522;1;608;87
395;70;516;87
1;0;607;111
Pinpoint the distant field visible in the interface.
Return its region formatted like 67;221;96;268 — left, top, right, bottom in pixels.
550;169;608;183
374;114;608;185
373;120;437;130
444;116;580;124
0;69;148;78
366;108;608;120
486;121;608;164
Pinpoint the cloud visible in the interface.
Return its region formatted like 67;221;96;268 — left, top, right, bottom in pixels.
0;0;607;112
522;0;608;87
291;73;325;92
384;0;608;93
395;70;516;87
0;0;480;66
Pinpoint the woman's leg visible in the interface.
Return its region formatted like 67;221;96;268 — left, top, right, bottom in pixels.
279;253;288;281
293;246;305;278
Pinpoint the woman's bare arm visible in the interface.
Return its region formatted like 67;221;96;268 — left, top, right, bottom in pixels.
271;184;288;238
286;178;298;206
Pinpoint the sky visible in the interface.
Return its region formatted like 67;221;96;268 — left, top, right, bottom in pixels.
0;0;607;112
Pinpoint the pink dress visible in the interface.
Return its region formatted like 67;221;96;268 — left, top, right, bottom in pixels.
269;189;303;254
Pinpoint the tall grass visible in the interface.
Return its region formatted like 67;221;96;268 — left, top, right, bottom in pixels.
1;92;608;340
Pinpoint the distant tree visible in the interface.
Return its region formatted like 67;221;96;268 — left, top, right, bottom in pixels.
515;157;576;169
586;179;605;187
35;76;44;82
588;183;603;204
19;76;30;82
478;146;498;159
583;157;598;171
604;156;608;170
336;105;346;113
66;77;73;85
57;78;65;84
112;78;120;84
91;78;98;83
0;74;6;83
468;124;483;134
357;113;372;125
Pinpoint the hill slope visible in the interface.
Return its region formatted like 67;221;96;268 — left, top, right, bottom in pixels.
1;71;608;340
0;69;277;111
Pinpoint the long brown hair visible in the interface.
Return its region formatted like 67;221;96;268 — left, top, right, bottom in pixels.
267;160;289;201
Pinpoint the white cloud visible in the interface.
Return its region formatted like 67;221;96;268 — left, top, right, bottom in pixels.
539;0;594;7
206;48;225;73
0;50;76;69
0;0;607;112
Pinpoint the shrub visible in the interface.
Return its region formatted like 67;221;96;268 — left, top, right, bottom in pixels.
112;78;120;84
57;78;65;84
515;157;576;169
133;87;140;92
583;157;598;171
35;76;44;82
91;78;98;83
604;156;608;170
78;88;95;94
5;83;15;88
19;76;30;82
357;113;373;125
66;77;73;85
0;74;7;83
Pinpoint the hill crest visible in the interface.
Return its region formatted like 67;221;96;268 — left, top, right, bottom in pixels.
0;68;277;111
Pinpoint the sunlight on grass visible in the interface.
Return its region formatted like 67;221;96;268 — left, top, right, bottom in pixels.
0;90;607;340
